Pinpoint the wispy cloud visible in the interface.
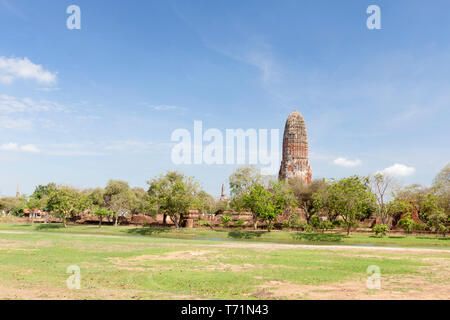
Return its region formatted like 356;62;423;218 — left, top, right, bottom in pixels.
0;142;39;153
0;116;32;129
149;105;187;112
333;157;362;167
36;87;61;92
0;56;57;84
203;38;280;85
0;0;27;21
105;140;156;152
0;94;65;113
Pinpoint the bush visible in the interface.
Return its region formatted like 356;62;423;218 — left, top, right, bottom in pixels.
399;217;414;234
413;222;427;231
220;214;233;227
310;216;334;232
373;224;389;237
234;218;245;228
198;220;213;228
332;219;346;228
298;221;314;233
282;220;291;229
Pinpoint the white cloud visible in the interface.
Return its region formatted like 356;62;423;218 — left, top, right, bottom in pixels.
0;56;57;84
0;94;65;113
376;163;416;177
20;144;39;153
333;157;362;167
0;142;19;151
0;142;39;153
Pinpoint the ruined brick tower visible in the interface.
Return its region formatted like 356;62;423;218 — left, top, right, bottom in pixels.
279;110;312;184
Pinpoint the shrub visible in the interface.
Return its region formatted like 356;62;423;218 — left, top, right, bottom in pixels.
310;216;334;232
281;220;291;229
439;225;448;237
332;219;346;228
298;221;314;233
234;218;245;228
399;217;414;234
413;222;427;231
373;224;389;237
220;214;233;227
198;220;213;228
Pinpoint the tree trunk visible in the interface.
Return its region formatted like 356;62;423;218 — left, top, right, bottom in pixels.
63;217;67;228
163;213;167;226
99;217;102;228
114;215;118;227
253;220;258;230
346;224;351;236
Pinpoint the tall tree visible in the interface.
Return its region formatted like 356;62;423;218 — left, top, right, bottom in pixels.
103;180;135;227
47;186;85;228
228;165;265;212
288;178;327;224
370;173;396;225
130;187;154;216
314;176;376;235
243;182;293;231
147;171;199;228
432;163;450;215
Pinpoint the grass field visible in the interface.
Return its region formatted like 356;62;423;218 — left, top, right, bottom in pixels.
0;223;449;300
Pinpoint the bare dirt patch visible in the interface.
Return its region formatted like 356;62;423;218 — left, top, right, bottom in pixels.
107;250;215;271
252;258;450;300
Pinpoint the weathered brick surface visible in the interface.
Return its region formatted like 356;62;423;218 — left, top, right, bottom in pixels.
279;110;312;184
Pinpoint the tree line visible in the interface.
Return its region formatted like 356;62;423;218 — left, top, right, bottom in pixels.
0;163;448;236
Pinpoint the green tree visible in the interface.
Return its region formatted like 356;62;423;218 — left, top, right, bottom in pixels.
398;216;414;234
243;185;273;230
228;166;265;212
86;188;106;208
243;182;293;231
104;180;136;227
131;187;154;216
47;186;85;228
194;190;218;215
314;176;376;235
288;178;327;224
432;163;450;216
147;171;200;228
0;196;27;216
93;207;112;228
31;183;57;201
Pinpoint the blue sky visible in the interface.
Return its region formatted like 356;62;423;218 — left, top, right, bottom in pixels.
0;0;449;197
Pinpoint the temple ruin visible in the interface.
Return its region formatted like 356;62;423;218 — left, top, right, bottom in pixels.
279;110;312;184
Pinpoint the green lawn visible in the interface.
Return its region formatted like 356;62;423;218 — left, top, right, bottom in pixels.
0;223;448;299
0;222;449;248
